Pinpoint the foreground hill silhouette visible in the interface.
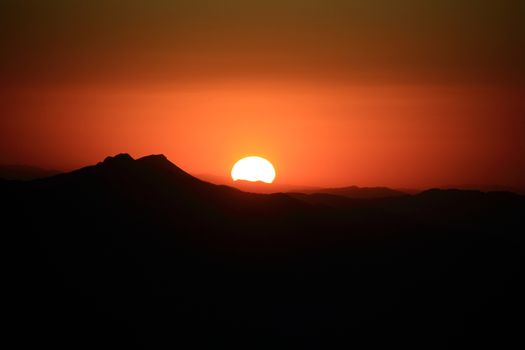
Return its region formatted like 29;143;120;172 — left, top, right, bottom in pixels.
3;154;524;349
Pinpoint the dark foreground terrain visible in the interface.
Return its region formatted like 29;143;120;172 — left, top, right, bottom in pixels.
3;154;524;349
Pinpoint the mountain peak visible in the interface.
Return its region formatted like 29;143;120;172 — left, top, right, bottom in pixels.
136;154;178;169
135;153;201;181
137;154;168;163
102;153;134;164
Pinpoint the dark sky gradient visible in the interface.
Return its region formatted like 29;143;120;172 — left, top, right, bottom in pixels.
2;0;524;84
1;1;524;188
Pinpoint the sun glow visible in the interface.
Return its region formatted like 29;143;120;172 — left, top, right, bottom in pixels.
231;156;276;183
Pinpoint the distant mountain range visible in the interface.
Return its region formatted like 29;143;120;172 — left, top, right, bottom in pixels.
2;153;524;348
0;164;61;180
297;185;407;198
198;173;525;196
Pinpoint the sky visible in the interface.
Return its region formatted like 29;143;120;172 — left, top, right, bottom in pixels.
1;0;524;188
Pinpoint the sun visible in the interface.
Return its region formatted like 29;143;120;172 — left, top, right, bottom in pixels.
231;156;276;183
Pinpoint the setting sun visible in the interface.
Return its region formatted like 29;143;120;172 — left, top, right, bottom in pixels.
231;156;276;183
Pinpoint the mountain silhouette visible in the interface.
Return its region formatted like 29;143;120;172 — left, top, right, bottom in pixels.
3;154;524;349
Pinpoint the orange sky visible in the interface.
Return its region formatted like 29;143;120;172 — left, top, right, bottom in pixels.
2;81;524;189
1;1;524;188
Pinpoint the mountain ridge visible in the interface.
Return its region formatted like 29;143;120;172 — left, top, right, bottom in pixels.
3;154;522;199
